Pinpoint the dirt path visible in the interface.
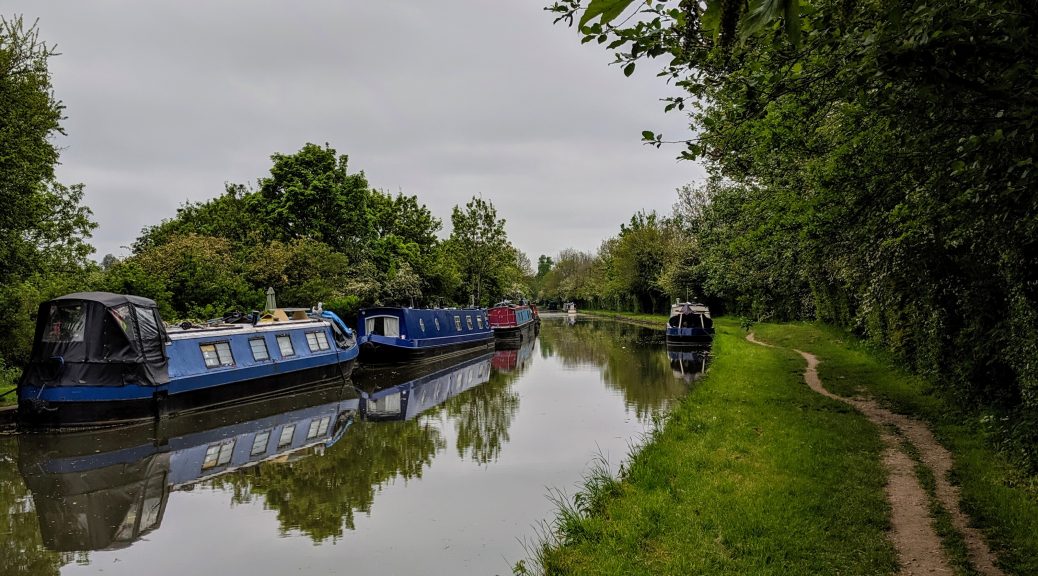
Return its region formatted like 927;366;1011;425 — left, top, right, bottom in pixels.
746;333;1005;576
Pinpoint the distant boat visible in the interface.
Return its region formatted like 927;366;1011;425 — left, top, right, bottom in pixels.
356;307;494;365
17;292;359;427
665;302;714;345
488;300;537;342
562;302;577;316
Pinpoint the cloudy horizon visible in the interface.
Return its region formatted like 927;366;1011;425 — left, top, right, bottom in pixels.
11;1;703;264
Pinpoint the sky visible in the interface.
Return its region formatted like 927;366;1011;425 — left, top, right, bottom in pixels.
10;0;704;263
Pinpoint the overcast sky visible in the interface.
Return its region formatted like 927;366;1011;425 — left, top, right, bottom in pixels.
10;0;703;263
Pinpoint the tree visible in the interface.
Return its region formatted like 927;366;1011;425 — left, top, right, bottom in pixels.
446;197;514;306
252;143;373;254
0;17;96;366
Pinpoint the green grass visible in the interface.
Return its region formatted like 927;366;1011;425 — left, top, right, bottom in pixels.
0;361;17;406
751;321;1038;575
529;318;898;575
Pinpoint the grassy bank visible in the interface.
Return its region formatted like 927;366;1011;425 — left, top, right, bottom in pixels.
530;318;1038;575
751;322;1038;575
531;318;897;575
0;361;17;406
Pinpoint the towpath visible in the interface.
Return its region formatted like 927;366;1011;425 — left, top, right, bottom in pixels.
747;332;1004;576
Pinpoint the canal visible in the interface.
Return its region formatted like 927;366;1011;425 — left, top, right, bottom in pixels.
1;316;708;575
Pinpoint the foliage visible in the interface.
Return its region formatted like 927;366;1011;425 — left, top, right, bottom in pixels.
0;16;96;369
445;196;528;306
549;0;1038;463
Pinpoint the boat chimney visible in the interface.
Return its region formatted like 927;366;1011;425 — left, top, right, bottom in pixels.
266;287;277;311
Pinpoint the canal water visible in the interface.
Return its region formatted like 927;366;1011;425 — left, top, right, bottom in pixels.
0;316;708;576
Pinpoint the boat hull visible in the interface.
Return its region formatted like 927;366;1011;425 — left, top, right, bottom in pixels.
665;327;714;345
492;321;537;347
18;358;356;428
358;336;494;365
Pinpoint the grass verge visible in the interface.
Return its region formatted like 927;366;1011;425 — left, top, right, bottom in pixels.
527;318;897;575
751;321;1038;575
0;360;18;406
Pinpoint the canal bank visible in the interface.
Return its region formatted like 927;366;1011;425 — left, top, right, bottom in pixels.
529;318;1038;576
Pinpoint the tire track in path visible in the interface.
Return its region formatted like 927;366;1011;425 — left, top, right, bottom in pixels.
746;332;1004;576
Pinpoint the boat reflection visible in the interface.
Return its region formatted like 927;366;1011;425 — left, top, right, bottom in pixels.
17;383;359;552
491;335;536;375
357;352;494;421
667;345;711;382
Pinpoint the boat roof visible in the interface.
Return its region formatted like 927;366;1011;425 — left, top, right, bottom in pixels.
51;291;159;308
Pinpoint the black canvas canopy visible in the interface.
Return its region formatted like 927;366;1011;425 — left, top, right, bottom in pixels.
22;292;170;389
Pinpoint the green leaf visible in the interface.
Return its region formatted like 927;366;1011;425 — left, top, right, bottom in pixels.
579;0;638;29
641;130;656;140
624;62;636;77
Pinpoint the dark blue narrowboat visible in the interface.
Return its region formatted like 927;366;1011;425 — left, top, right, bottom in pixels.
359;352;493;421
17;292;359;426
665;302;715;345
18;385;358;552
356;307;494;365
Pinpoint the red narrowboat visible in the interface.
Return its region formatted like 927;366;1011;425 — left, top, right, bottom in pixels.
487;301;537;342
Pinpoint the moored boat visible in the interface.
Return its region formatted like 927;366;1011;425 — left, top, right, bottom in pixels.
665;301;714;344
17;292;359;426
488;300;537;342
356;307;494;365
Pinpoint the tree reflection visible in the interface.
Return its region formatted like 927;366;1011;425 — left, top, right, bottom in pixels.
537;318;689;419
0;437;78;576
445;368;520;465
212;418;443;542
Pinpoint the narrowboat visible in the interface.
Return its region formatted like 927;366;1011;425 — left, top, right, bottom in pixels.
359;352;492;421
18;384;358;552
487;300;537;342
17;292;360;426
665;301;715;344
356;307;494;365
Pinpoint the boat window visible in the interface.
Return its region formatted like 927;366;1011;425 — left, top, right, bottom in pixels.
278;425;296;448
202;440;235;470
109;304;137;342
250;338;269;361
317;416;330;436
276;334;295;357
434;318;440;331
306;331;331;352
42;303;86;342
419;318;426;333
454;316;461;330
477;316;483;329
365;316;400;337
134;305;161;342
306;419;321;439
466;316;473;330
251;430;271;455
200;341;234;368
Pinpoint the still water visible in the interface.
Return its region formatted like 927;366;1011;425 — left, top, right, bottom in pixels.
1;317;709;576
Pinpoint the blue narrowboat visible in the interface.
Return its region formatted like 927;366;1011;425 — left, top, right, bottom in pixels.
359;352;493;421
356;307;494;365
665;302;715;345
17;292;359;426
18;384;358;551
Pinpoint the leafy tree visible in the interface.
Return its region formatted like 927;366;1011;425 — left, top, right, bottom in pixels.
252;143;373;254
0;17;95;366
446;197;516;305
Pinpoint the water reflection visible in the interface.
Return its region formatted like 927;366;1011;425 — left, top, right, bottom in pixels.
538;316;689;418
667;345;711;382
4;318;700;575
16;384;359;553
